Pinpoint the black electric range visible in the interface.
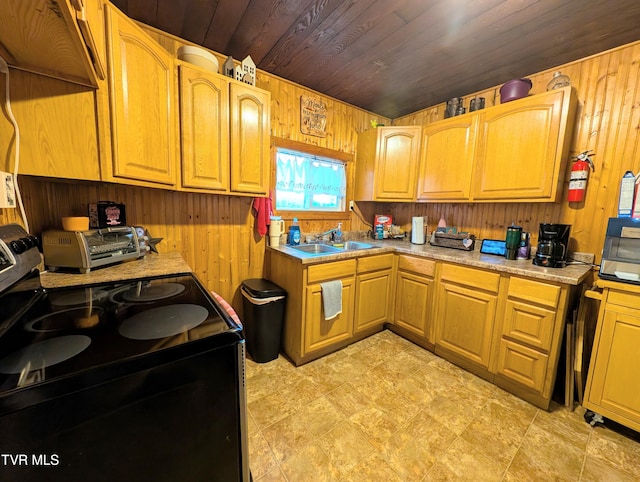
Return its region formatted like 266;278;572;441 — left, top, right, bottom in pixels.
0;224;250;482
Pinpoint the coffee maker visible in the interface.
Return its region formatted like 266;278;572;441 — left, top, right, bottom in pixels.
533;223;571;268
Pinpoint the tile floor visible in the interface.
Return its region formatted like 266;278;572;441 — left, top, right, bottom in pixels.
246;330;640;481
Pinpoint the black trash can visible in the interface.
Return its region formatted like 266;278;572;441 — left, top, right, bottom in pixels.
241;279;286;363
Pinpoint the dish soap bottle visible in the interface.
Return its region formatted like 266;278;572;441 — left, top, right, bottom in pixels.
288;218;301;245
334;223;343;243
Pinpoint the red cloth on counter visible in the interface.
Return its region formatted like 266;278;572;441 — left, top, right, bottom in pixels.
252;196;272;236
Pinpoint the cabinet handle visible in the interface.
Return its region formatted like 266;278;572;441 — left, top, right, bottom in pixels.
584;289;602;301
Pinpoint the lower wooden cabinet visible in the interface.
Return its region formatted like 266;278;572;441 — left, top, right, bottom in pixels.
270;249;580;408
584;282;640;432
496;339;549;393
393;255;436;343
354;254;394;333
494;276;569;409
304;262;355;354
269;252;390;366
434;263;501;374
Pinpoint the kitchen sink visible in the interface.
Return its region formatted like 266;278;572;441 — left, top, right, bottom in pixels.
336;241;375;250
290;244;342;254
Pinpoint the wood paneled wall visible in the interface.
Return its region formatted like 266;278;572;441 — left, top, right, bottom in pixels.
2;29;639;311
391;41;640;261
2;178;262;307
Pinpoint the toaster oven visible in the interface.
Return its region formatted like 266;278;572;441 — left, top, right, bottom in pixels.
599;217;640;284
42;226;141;273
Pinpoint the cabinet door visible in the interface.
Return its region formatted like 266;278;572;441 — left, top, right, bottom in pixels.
179;65;230;191
501;300;556;352
496;339;549;392
586;307;640;426
354;269;393;333
472;87;570;201
435;282;498;368
417;115;477;200
374;127;421;201
394;271;433;340
304;278;354;354
106;6;176;186
229;82;270;195
0;0;99;86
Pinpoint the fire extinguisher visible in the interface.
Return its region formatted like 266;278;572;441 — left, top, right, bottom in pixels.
568;150;595;202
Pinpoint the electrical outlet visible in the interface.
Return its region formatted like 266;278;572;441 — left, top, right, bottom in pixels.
349;200;355;211
0;171;16;208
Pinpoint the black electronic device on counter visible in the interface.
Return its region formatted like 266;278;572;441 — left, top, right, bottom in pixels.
480;239;507;256
533;223;571;268
88;201;126;229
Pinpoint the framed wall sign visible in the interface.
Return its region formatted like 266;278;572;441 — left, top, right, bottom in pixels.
300;95;327;137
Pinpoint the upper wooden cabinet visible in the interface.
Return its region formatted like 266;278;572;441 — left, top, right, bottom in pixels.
0;0;105;87
229;82;270;195
104;5;178;187
178;64;270;195
472;86;577;202
417;115;478;201
179;64;230;192
0;70;101;181
400;86;577;203
355;126;422;201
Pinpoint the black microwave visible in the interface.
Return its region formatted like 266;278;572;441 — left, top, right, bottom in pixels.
599;217;640;284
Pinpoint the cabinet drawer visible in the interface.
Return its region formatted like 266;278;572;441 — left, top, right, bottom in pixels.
607;290;640;309
397;255;435;277
508;277;561;309
502;300;556;351
497;339;549;393
357;254;394;273
307;260;356;284
440;263;500;293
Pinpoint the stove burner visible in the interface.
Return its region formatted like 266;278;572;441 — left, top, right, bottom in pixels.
119;304;208;340
24;307;104;332
122;282;185;302
48;288;108;307
0;335;91;374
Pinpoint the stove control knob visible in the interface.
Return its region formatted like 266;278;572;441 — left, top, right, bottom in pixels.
9;239;27;254
24;236;39;249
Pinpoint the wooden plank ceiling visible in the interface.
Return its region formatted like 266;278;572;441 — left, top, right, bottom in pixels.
112;0;640;119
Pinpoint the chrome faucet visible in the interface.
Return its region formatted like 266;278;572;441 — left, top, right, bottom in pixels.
318;227;338;241
319;223;343;242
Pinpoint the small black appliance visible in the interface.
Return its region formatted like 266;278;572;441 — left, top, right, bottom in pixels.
533;223;571;268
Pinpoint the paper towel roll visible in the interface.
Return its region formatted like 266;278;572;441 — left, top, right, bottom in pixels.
411;217;425;244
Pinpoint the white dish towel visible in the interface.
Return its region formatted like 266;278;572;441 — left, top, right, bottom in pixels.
320;280;342;320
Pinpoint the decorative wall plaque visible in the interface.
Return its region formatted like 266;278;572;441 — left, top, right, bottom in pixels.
300;95;327;137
